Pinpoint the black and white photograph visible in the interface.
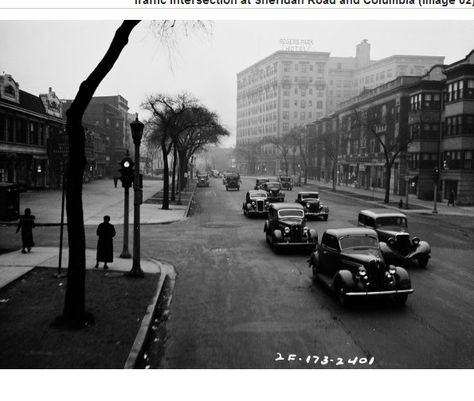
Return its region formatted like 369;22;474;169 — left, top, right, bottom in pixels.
1;18;474;388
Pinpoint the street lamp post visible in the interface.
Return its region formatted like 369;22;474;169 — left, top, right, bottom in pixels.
119;150;133;259
127;114;145;277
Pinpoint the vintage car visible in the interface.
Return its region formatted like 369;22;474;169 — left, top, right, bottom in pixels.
254;177;270;190
196;173;210;187
358;209;431;268
263;203;318;253
242;190;269;217
295;191;329;221
308;227;414;306
262;181;285;203
225;174;240;191
278;175;293;191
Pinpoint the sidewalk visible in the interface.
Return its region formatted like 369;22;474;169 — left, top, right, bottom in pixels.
303;178;474;217
2;178;188;226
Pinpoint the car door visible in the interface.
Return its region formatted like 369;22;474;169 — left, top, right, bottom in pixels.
319;233;336;275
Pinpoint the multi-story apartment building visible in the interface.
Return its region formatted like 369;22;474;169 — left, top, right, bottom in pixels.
0;74;65;189
308;49;474;205
236;40;444;174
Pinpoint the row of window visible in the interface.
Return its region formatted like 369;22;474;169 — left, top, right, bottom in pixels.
446;79;474;102
410;92;442;111
445;115;474;137
0;114;50;146
283;62;326;74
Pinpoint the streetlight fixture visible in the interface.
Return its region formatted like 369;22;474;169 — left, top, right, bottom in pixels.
126;114;145;278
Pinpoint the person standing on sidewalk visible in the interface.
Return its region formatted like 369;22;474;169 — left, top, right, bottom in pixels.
94;215;116;270
448;190;455;207
16;208;35;253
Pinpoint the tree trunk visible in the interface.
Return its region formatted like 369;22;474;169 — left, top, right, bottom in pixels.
56;20;140;328
171;146;177;201
161;139;170;210
384;161;392;204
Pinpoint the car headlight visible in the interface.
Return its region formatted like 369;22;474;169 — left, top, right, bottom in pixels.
303;226;309;232
246;203;251;209
284;227;290;234
412;237;420;246
358;266;367;277
388;237;396;246
252;201;256;206
388;265;397;275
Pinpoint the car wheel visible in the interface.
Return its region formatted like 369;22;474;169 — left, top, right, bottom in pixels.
418;257;429;268
394;294;408;306
335;282;348;307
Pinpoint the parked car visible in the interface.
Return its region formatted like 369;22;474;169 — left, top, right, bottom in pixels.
262;181;285;203
295;191;329;221
357;209;431;268
308;227;414;306
254;177;270;190
225;174;240;191
196;173;210;187
242;190;269;217
278;175;293;191
263;203;318;253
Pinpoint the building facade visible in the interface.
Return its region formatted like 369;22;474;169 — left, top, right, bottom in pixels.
236;40;444;174
0;74;65;189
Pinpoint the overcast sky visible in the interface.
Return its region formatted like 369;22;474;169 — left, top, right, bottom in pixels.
1;20;474;148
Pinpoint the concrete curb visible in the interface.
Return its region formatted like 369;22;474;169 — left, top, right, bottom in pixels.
124;258;176;369
185;183;197;217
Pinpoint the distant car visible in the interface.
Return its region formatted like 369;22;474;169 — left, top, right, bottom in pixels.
295;191;329;221
254;177;270;190
308;227;414;306
278;175;293;191
263;203;318;253
225;174;240;191
196;173;210;187
242;190;269;217
358;209;431;268
262;181;285;203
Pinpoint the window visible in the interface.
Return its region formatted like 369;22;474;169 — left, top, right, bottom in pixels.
301;112;306;120
464;151;473;170
316;101;323;109
283;99;289;108
301;89;306;96
283;111;289;120
301;100;306;108
294;88;298;94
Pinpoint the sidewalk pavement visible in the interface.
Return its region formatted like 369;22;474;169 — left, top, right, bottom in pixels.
0;177;193;290
5;178;187;226
303;178;474;217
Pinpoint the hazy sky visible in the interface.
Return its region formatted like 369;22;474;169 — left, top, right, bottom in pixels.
1;20;474;148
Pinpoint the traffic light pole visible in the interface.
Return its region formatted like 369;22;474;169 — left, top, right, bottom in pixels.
120;185;131;258
433;181;438;214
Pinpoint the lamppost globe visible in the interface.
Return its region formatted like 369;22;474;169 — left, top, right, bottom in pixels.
130;114;144;144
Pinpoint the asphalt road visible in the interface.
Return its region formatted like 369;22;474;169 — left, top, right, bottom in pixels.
139;176;474;369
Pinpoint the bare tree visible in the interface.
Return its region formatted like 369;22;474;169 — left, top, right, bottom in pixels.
268;135;292;176
315;130;339;191
234;142;261;175
55;21;209;328
352;106;412;203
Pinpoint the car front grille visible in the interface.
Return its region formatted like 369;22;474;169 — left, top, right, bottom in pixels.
308;202;320;212
290;225;303;242
256;200;264;212
367;259;385;290
396;233;410;256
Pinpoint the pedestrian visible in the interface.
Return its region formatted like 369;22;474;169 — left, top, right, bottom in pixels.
94;215;116;270
16;208;35;254
399;198;404;209
113;175;119;188
448;190;455;207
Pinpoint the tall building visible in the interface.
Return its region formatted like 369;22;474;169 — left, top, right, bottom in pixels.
236;40;444;174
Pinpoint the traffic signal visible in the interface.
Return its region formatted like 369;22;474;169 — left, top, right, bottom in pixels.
119;156;134;187
442;160;447;170
432;167;440;183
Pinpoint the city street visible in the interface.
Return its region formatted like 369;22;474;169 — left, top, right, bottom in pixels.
138;176;474;368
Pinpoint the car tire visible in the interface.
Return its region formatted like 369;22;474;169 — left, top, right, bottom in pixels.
394;294;408;306
335;282;348;307
418;257;429;268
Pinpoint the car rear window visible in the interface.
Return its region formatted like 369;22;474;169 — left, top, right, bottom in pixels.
278;209;304;218
340;235;379;250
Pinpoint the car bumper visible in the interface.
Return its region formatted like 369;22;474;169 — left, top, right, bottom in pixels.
346;288;414;297
276;240;316;247
305;211;328;217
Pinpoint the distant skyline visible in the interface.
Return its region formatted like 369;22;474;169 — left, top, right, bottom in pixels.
1;20;474;148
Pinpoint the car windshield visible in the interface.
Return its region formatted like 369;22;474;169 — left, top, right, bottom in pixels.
278;209;304;219
375;216;407;228
250;192;267;199
266;182;281;190
301;193;319;200
339;235;379;250
280;177;290;182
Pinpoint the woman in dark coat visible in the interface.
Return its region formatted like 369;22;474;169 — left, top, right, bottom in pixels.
94;215;116;270
16;208;35;253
